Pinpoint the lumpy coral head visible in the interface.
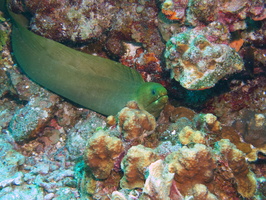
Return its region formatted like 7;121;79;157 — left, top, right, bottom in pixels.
214;139;257;198
117;101;156;141
83;130;124;179
164;29;244;90
135;82;168;117
120;145;158;189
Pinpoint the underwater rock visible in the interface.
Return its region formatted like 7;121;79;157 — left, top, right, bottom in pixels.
118;101;156;141
234;110;266;148
0;98;19;129
0;185;44;200
161;0;265;32
0;68;12;98
161;0;188;21
164;28;244;90
8;94;59;142
14;0;164;57
188;0;217;24
66;112;106;160
0;135;25;188
120;48;165;84
203;76;266;124
84;130;124;179
21;0;118;42
120;145;158;189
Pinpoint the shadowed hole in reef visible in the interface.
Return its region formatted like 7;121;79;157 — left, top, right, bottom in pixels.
1;91;28;106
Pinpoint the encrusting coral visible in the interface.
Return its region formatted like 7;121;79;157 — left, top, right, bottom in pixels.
140;159;174;200
214;139;257;198
83;130;124;180
120;145;158;189
166;143;216;195
178;126;206;145
189;184;218;200
164;28;244;90
117;101;156;141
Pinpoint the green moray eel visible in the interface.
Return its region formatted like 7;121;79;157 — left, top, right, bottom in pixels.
2;2;168;117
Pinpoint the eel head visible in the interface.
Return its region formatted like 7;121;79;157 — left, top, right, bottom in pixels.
136;82;168;117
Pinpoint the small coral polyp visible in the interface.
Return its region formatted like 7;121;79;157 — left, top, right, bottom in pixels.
164;29;244;90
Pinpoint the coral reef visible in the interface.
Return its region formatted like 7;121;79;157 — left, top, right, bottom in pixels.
83;130;124;180
117;101;156;141
203;76;266;124
164;27;244;90
120;47;165;84
233;110;266;148
0;135;25;188
14;0;165;57
166;144;216;195
140;159;174;200
178;126;206;145
161;0;265;32
214;139;257;198
161;0;188;21
120;145;158;189
66;113;106;160
22;0;118;42
8;94;59;142
0;0;265;199
189;184;218;200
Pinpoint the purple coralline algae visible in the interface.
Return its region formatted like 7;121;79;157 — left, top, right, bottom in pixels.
164;27;244;90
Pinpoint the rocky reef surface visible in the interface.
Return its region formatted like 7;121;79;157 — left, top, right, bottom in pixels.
0;0;266;199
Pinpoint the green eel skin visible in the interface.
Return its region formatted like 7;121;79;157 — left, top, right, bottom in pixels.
3;2;168;117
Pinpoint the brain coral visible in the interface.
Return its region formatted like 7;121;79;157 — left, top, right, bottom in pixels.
164;29;244;90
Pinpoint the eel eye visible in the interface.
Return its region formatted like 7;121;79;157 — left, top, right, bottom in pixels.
151;88;156;95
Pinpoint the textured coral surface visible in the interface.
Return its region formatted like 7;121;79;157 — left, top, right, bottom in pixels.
0;0;266;199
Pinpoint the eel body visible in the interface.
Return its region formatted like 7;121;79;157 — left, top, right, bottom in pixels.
4;3;168;116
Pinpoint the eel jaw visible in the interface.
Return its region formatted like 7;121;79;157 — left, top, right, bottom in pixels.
145;94;168;117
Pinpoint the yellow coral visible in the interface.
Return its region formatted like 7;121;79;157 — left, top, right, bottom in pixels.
215;139;257;198
189;184;218;200
178;126;206;145
165;144;216;195
117;101;156;141
83;130;124;179
120;145;158;189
